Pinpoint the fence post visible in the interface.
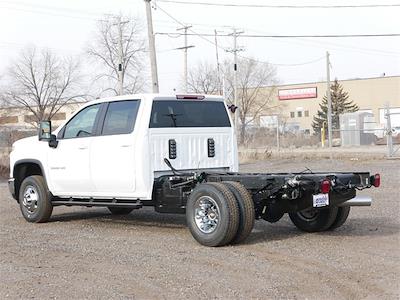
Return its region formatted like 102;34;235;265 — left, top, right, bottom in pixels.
386;104;393;158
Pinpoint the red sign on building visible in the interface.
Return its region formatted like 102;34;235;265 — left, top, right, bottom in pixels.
278;87;317;100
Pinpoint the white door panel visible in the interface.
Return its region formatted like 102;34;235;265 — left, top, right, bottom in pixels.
90;134;136;195
48;137;94;195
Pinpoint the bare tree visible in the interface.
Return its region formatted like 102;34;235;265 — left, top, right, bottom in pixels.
87;14;147;96
2;47;83;126
186;61;221;94
224;58;278;144
185;59;278;143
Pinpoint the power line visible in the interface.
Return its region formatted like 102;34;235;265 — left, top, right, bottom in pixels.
157;0;400;9
154;19;400;56
154;4;399;68
156;32;400;38
241;55;326;67
154;5;328;67
155;4;222;49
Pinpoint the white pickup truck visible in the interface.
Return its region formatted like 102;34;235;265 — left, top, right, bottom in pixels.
8;94;380;246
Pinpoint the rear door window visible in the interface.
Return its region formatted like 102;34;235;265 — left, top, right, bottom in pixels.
101;100;140;135
149;100;231;128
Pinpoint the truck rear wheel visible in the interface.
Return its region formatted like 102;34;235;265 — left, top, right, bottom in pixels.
222;181;255;244
186;183;239;247
19;175;53;223
108;207;134;215
328;207;351;230
289;207;338;232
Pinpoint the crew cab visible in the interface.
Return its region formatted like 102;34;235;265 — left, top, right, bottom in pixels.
8;94;380;247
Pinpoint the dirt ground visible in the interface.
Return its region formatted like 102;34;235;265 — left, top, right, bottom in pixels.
0;158;399;299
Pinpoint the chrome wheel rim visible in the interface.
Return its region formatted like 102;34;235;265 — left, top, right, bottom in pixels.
194;196;220;234
22;185;39;215
298;208;319;221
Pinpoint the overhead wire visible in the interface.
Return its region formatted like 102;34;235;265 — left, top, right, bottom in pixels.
154;20;400;56
155;32;400;38
155;4;329;67
157;0;400;9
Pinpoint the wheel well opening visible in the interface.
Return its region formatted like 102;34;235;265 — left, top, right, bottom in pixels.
14;163;43;201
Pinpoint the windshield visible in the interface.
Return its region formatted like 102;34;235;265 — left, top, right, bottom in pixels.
149;100;231;128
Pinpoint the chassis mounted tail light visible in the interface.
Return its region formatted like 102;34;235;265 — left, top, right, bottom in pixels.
371;173;380;187
320;179;331;194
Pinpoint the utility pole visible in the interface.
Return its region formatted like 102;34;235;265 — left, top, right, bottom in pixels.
227;28;244;128
144;0;159;93
115;16;129;96
326;51;333;148
176;25;194;93
214;29;222;95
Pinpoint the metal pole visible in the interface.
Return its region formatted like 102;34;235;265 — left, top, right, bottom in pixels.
144;0;159;93
118;15;124;95
276;115;280;151
214;29;222;95
386;104;393;157
326;51;332;148
233;28;238;128
184;27;188;93
176;26;193;93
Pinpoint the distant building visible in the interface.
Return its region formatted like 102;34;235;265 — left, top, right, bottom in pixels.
0;101;86;130
255;75;400;134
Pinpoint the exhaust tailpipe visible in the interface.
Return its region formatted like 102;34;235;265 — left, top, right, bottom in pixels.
338;195;372;207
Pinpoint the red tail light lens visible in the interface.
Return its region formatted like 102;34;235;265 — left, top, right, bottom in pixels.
372;173;380;187
320;179;331;194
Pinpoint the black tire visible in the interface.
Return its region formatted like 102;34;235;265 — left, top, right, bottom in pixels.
19;175;53;223
289;207;338;232
222;181;255;244
328;207;351;230
108;207;134;215
186;182;239;247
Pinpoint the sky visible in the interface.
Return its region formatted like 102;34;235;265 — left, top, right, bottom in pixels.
0;0;399;94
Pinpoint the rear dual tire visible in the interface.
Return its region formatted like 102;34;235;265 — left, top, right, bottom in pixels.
186;182;255;247
289;206;351;232
186;182;239;247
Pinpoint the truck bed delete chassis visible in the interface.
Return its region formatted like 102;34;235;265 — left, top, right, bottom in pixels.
152;171;375;220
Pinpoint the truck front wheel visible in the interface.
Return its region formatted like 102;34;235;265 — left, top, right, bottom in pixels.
289;207;338;232
19;175;53;223
186;183;239;247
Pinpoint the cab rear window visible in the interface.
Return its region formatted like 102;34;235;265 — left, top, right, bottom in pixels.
149;100;231;128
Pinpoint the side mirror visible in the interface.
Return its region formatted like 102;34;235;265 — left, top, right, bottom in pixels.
39;121;52;141
39;121;58;148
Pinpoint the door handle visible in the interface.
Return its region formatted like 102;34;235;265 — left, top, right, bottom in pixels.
121;144;132;148
78;146;88;150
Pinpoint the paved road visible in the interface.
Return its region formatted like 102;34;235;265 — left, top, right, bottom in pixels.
1;159;399;299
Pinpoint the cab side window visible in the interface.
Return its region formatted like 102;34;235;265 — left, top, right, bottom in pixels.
63;104;101;139
101;100;140;135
